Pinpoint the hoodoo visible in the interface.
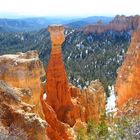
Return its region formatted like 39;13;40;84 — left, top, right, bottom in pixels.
46;25;73;123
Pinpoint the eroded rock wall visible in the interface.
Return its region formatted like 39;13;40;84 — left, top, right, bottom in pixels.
0;50;45;118
115;31;140;112
84;15;140;33
70;80;105;123
0;80;47;140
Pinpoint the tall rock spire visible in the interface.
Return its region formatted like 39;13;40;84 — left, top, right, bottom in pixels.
46;25;72;122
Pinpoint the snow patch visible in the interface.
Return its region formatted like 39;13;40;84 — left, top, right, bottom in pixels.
106;86;116;113
43;93;47;100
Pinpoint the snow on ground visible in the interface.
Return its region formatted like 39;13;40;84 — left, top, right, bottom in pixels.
43;93;47;100
106;85;117;113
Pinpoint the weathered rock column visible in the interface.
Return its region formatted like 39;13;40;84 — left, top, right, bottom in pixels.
46;25;72;122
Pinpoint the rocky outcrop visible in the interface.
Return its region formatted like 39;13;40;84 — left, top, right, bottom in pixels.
70;80;105;122
115;31;140;113
40;91;74;140
0;50;45;118
84;15;140;33
109;15;140;31
0;80;47;140
80;80;105;122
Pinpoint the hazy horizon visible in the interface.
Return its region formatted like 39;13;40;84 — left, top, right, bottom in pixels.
0;13;115;19
0;0;140;18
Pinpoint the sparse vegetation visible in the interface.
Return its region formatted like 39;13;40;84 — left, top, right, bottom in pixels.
76;114;140;140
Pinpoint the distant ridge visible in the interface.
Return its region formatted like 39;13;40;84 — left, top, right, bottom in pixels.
66;16;113;28
0;17;78;32
83;15;140;33
0;16;113;32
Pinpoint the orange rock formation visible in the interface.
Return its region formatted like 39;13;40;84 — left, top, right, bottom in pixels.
84;15;140;33
46;25;74;124
40;91;71;140
0;80;47;140
115;31;140;112
0;51;45;118
70;80;105;122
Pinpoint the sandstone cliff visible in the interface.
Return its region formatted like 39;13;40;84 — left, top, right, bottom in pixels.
0;51;48;139
115;30;140;114
0;80;47;140
0;50;45;118
84;15;140;33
